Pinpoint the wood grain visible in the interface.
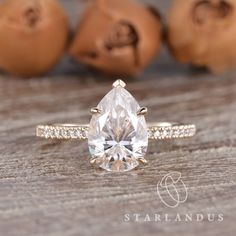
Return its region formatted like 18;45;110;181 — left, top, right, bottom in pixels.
0;1;236;236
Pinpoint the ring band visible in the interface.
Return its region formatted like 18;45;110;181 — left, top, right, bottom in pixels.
36;123;196;140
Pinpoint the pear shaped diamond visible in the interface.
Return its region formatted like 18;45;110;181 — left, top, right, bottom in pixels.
88;82;148;172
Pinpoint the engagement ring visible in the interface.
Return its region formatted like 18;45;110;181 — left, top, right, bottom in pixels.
36;80;196;172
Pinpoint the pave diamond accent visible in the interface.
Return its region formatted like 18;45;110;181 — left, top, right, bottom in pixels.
87;84;148;172
148;124;196;140
36;125;89;140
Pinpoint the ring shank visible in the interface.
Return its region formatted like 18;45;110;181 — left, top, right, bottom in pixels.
148;123;196;140
36;123;196;140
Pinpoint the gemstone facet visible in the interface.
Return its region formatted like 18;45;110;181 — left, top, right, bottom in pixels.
88;83;148;172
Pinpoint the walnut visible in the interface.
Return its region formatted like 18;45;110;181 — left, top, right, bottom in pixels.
167;0;236;73
0;0;69;77
69;0;162;76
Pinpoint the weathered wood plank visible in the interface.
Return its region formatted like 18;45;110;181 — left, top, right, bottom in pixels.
0;1;236;236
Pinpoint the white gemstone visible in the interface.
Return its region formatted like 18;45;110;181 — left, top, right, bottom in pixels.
162;129;168;138
69;129;77;139
155;130;160;138
54;129;60;138
88;85;148;172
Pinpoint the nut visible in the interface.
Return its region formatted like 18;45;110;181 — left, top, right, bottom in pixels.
0;0;69;77
167;0;236;73
69;0;162;76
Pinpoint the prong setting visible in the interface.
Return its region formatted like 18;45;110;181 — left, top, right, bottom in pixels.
90;158;97;164
137;107;148;116
90;107;101;115
138;158;148;164
112;79;126;88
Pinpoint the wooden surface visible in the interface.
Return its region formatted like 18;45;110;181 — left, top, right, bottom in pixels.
0;1;236;236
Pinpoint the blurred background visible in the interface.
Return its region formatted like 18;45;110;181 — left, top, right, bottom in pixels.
52;0;179;78
0;0;221;79
48;0;203;78
0;1;236;236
